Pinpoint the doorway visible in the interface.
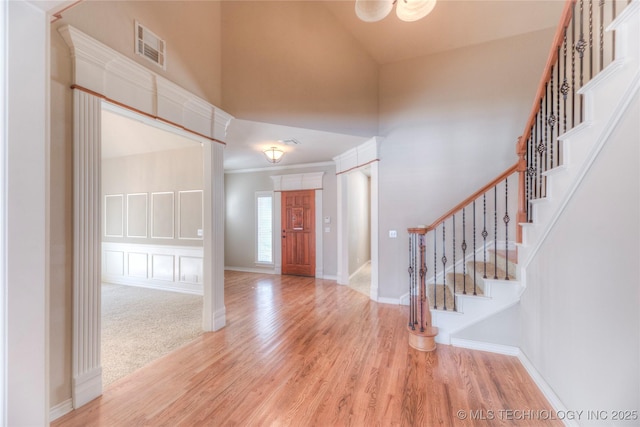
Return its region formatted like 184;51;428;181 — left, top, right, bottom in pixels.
100;104;205;386
281;190;316;277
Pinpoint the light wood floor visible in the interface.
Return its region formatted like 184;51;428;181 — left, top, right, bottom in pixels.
53;271;561;426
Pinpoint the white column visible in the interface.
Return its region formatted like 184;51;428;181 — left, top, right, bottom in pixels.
336;173;349;285
72;89;103;407
203;142;226;331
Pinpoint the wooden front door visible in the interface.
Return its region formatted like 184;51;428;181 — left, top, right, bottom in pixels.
281;190;315;277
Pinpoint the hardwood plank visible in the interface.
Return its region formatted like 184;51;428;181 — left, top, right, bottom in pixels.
53;271;562;426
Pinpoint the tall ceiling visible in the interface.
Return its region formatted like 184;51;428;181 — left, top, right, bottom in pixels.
94;0;565;171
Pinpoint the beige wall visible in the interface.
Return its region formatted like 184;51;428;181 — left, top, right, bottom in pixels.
220;1;379;137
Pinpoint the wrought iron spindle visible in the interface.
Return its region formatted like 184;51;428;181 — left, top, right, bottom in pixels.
589;0;593;81
473;201;477;295
504;177;510;280
408;234;415;329
556;48;561;167
419;233;426;331
442;223;447;311
462;208;467;295
562;29;569;135
549;66;555;169
578;0;586;123
613;0;616;60
482;193;487;278
537;103;544;197
599;0;604;72
452;215;457;311
493;186;498;279
572;2;577;128
433;226;437;309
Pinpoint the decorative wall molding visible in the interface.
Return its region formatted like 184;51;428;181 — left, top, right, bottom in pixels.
58;25;233;143
333;136;381;175
270;171;325;191
102;242;204;294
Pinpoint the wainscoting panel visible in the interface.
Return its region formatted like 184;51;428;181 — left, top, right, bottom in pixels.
102;242;203;294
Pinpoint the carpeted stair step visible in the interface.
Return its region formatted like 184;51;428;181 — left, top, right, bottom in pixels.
427;283;455;311
490;249;518;278
468;260;515;281
446;272;485;296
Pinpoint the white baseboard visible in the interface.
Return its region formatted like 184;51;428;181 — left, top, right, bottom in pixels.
50;398;73;421
224;266;277;274
517;352;576;427
73;367;102;408
450;338;520;356
377;296;402;305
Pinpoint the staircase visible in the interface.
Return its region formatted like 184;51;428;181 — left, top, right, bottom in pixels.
408;0;640;350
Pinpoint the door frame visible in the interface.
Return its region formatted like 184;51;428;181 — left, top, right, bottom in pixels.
334;138;380;301
61;26;230;408
271;172;324;278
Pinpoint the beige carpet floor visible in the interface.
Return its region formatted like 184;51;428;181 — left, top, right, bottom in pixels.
101;283;203;387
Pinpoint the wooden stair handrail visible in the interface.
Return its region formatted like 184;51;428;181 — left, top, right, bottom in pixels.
426;163;519;232
518;0;576;152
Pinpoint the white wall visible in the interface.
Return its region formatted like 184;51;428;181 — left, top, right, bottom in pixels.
376;28;555;300
520;95;639;418
6;1;49;424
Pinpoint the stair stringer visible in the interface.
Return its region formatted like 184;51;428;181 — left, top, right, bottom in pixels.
432;278;524;344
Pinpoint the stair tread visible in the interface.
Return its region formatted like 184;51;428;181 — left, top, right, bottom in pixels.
494;248;518;263
427;284;455;312
446;273;485;296
469;261;516;281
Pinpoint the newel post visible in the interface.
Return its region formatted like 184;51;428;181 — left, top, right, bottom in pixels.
516;136;527;244
407;227;438;351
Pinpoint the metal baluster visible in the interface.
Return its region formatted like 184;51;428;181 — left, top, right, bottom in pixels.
589;0;593;81
562;29;569;135
482;193;487;278
473;200;477;295
549;66;555;170
442;223;447;311
433;226;437;309
462;208;467;295
572;2;577;128
612;1;616;61
599;0;604;72
408;234;415;329
504;178;511;280
419;233;425;331
556;47;561;167
578;0;586;123
544;82;549;180
538;104;544;198
452;215;457;311
494;186;498;279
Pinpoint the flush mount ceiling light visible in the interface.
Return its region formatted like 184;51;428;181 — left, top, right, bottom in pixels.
355;0;436;22
263;146;285;164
